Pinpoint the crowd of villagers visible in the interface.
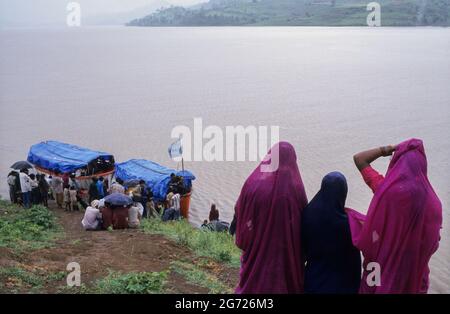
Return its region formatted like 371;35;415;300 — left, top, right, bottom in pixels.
6;170;194;230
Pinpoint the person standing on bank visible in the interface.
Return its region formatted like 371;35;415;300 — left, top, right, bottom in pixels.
351;139;442;293
109;178;125;194
97;176;105;199
133;180;149;218
29;174;40;205
235;142;308;294
89;177;99;203
51;175;64;208
7;171;18;203
302;172;361;294
19;169;32;208
38;174;50;207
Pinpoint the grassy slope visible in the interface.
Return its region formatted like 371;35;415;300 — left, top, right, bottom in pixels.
0;200;63;253
128;0;449;26
0;200;239;294
140;218;241;268
0;200;65;292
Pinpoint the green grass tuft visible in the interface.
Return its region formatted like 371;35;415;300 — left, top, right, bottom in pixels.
94;270;170;294
140;217;241;267
0;267;68;293
0;200;62;253
0;267;44;288
171;261;233;294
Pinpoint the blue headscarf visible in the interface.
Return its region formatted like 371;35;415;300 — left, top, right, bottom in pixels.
301;171;361;294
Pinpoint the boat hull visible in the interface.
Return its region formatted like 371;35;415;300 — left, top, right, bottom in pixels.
180;192;192;220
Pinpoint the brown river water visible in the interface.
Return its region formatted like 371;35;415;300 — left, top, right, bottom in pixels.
0;26;448;292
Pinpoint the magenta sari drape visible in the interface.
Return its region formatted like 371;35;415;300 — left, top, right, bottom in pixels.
348;138;442;294
235;142;308;294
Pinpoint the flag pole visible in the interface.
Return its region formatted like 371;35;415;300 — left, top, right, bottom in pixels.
180;135;184;172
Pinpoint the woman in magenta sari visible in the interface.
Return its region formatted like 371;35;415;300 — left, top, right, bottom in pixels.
235;142;308;294
351;138;442;293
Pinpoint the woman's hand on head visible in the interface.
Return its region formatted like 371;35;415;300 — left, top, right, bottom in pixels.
383;145;396;156
354;144;396;171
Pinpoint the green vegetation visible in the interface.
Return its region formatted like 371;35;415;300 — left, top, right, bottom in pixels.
57;270;169;294
0;200;62;253
128;0;449;27
171;260;233;293
94;270;169;294
0;266;66;293
0;267;44;292
0;200;238;294
140;217;241;267
58;263;233;294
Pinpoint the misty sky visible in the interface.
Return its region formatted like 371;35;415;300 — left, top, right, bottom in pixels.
0;0;207;27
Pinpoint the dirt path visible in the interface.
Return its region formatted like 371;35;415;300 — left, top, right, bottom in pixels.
1;203;239;293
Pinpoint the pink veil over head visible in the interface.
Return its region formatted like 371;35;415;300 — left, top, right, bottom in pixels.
235;142;308;294
348;138;442;294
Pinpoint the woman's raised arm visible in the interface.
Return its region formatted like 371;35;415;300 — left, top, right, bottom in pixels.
353;145;396;171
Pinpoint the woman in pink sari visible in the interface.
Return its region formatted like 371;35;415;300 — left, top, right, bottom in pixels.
235;142;308;294
351;138;442;293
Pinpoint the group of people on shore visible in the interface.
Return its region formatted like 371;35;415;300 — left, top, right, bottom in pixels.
81;173;191;230
7;169;51;208
7;170;92;211
81;196;147;231
8;165;231;233
233;139;442;294
6;167;191;231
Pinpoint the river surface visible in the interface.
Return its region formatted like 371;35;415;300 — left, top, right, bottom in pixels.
0;26;448;292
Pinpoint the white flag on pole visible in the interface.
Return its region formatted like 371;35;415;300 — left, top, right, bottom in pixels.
168;137;183;160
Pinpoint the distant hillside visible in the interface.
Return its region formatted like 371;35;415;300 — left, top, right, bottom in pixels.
85;1;170;26
127;0;449;26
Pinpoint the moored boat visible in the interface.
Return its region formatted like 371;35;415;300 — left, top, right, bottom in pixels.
115;159;195;219
27;140;115;190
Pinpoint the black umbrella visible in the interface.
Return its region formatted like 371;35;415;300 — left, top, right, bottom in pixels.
104;193;133;207
10;160;34;171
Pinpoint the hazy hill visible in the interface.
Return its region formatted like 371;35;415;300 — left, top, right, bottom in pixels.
84;1;170;26
127;0;449;26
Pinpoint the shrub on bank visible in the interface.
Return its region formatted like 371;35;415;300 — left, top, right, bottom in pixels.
170;260;233;294
0;200;61;252
140;217;241;267
94;270;169;294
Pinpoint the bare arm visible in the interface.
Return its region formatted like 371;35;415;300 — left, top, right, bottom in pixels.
353;145;396;171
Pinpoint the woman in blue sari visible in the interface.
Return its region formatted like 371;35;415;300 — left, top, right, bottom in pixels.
301;171;361;294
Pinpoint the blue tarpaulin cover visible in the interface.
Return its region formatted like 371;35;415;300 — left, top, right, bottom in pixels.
27;140;114;174
115;159;195;200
